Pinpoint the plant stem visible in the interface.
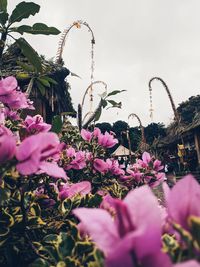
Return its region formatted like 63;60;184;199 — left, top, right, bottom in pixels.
0;31;7;61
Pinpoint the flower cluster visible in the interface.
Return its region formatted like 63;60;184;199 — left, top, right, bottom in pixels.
1;76;200;267
74;175;200;267
122;151;165;188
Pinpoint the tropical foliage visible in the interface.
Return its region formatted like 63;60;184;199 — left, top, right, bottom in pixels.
0;76;200;267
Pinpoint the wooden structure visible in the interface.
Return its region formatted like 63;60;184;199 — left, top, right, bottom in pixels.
153;113;200;169
1;43;76;122
112;145;134;158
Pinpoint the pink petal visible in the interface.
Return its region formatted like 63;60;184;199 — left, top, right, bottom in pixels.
39;161;67;179
73;208;119;255
124;186;162;258
142;152;151;164
167;175;200;230
175;261;200;267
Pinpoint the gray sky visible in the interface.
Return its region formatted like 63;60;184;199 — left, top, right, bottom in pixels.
9;0;200;126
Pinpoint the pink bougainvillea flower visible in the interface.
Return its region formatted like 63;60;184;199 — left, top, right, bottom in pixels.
81;129;93;142
0;125;16;164
153;159;164;171
66;147;76;158
142;151;151;164
98;131;118;148
0;76;17;96
126;168;143;182
93;127;101;138
4;108;20;121
0;76;33;110
58;181;91;200
164;175;200;231
74;186;171;267
175;261;200;267
100;194;116;214
24;115;51;135
137;151;152;168
106;158;125;176
66;151;86;170
16;132;67;179
93;158;108;174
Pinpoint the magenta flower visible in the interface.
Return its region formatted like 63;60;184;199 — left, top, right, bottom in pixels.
58;181;91;200
0;76;17;96
66;151;86;170
98;131;118;148
175;261;200;267
164;175;200;231
81;129;93;142
0;76;33;110
24;115;51;135
137;152;152;168
106;158;125;176
93;127;101;138
16;132;67;179
0;125;16;164
153;159;164;171
74;186;171;267
66;147;76;158
93;158;108;173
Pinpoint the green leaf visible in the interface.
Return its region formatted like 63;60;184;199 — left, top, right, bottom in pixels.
38;77;50;87
94;107;102;122
101;99;107;108
51;115;63;134
9;1;40;24
107;100;122;108
0;187;11;205
41;76;58;85
17;60;35;72
0;11;8;25
70;71;81;79
13;23;60;35
31;258;49;267
16;38;42;72
36;80;45;96
0;0;7;12
106;89;126;97
16;72;30;79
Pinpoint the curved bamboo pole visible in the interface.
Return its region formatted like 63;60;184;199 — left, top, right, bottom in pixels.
77;81;107;130
56;20;95;112
128;113;146;144
148;77;180;123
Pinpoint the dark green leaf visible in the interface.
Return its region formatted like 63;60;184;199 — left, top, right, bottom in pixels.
106;89;126;97
101;99;107;108
0;187;11;205
16;38;42;72
9;1;40;24
36;80;45;96
31;258;49;267
70;71;81;79
0;0;7;12
0;11;8;25
41;76;57;85
14;23;60;35
38;77;50;87
17;60;35;72
94;107;102;122
107;100;122;108
51;115;63;134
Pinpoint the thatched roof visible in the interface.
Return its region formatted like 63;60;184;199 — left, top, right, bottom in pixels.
153;112;200;148
112;145;134;157
1;43;76;120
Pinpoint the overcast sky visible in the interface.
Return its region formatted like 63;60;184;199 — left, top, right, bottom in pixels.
9;0;200;126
